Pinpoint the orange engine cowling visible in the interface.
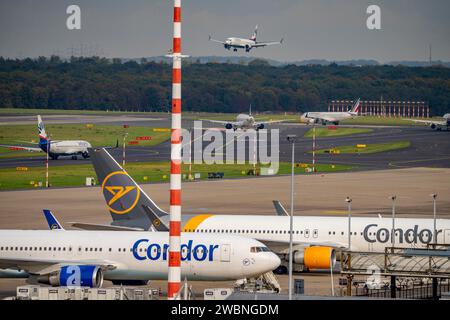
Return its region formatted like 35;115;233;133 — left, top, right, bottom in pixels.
301;246;336;270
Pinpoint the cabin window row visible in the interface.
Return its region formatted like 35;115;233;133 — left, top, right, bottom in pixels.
0;246;72;252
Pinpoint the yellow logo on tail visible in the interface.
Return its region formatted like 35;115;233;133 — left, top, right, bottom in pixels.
105;186;136;206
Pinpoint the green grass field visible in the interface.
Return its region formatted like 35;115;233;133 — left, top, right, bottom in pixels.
0;148;44;159
0;124;170;150
1;108;440;126
304;127;373;138
314;141;411;154
0;162;354;190
0;108;167;116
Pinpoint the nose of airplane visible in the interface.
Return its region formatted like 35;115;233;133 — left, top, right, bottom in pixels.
241;251;281;279
267;252;281;271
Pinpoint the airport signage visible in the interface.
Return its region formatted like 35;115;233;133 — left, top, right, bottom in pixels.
135;136;152;140
363;224;438;244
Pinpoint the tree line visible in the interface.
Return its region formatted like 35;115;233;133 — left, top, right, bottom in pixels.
0;56;449;115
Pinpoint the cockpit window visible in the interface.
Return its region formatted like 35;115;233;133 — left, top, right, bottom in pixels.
250;246;270;253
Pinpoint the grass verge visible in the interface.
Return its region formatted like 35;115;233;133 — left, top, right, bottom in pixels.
304;127;373;138
313;141;411;154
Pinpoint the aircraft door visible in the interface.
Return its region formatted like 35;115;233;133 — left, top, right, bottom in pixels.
313;229;318;238
220;244;231;262
304;229;310;238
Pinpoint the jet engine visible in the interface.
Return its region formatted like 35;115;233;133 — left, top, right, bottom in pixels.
431;123;436;129
225;123;233;130
38;265;103;288
256;123;265;130
292;247;336;270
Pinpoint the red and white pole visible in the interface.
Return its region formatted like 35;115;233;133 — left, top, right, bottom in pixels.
168;0;182;300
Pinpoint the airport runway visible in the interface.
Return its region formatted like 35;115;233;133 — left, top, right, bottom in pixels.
0;167;448;226
1;114;449;171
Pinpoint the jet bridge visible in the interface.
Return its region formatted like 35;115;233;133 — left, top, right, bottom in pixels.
339;244;450;299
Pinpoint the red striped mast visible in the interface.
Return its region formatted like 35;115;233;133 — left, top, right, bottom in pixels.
167;0;183;300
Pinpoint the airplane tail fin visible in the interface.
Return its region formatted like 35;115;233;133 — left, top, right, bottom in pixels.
37;115;47;142
250;25;258;41
88;148;168;230
350;98;361;114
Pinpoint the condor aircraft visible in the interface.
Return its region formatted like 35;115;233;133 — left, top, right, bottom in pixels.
402;114;450;131
86;148;450;274
0;115;91;160
209;25;283;52
0;230;280;286
300;98;362;125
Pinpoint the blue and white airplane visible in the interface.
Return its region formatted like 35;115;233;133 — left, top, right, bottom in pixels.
0;115;91;160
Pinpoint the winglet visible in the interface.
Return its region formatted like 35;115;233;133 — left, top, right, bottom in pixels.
272;200;289;216
43;209;65;230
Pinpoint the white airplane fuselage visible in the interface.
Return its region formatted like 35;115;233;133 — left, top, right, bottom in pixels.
225;38;256;51
0;230;280;281
234;114;255;129
39;140;91;159
301;112;354;124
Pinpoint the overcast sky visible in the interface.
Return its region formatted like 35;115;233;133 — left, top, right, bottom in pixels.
1;0;449;62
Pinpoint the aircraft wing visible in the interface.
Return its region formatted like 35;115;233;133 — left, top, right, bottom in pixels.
255;119;295;126
208;35;226;44
0;257;119;275
308;115;337;122
402;118;446;126
252;39;283;48
68;222;144;231
0;144;42;152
